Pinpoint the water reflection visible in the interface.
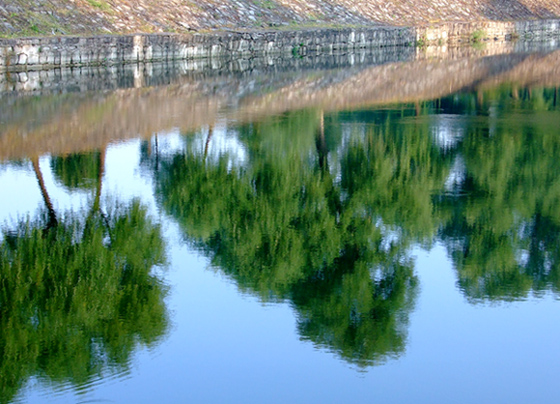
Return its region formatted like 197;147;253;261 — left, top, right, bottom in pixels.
3;46;560;162
153;109;443;366
0;153;168;404
51;151;105;192
3;57;560;401
154;83;560;321
437;86;560;302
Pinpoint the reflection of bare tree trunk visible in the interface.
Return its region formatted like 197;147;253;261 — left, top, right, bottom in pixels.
315;110;327;171
31;156;57;229
146;138;152;156
476;91;484;112
528;211;545;275
92;146;106;213
154;134;159;172
314;110;342;220
204;125;214;160
87;146;113;243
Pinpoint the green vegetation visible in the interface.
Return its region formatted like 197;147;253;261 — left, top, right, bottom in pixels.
436;86;560;302
150;108;454;366
151;84;560;333
15;9;70;37
470;29;486;43
51;151;102;190
29;24;41;34
0;151;168;404
292;43;305;57
86;0;111;10
253;0;277;10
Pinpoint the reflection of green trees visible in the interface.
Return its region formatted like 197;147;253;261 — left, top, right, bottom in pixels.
339;109;452;244
0;153;167;404
51;151;103;191
155;108;452;366
292;251;417;365
156;84;560;314
437;86;560;301
152;84;560;365
438;85;560;116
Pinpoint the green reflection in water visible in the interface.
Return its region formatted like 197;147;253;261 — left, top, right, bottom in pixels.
51;151;103;191
3;82;559;401
154;108;454;366
153;85;560;364
438;86;560;302
0;153;168;404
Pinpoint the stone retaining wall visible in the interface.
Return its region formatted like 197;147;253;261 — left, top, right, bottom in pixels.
1;20;560;71
417;19;560;45
0;28;416;71
0;46;415;93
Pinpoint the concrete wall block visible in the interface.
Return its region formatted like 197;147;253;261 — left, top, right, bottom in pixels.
109;46;117;62
176;44;187;60
17;52;28;65
144;45;153;61
266;41;275;53
60;53;70;65
185;46;194;58
238;39;249;52
49;51;59;65
38;51;49;65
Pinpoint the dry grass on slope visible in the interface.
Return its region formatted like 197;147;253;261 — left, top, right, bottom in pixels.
0;0;559;37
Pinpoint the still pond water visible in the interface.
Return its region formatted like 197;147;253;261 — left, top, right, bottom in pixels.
2;48;560;403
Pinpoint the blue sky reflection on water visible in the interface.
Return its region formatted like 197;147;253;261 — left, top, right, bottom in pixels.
2;98;560;404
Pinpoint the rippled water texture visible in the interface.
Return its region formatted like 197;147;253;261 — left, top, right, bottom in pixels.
2;45;560;403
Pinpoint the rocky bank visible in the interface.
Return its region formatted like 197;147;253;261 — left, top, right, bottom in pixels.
1;0;560;37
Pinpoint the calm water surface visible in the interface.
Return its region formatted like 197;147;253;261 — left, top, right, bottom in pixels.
2;48;560;403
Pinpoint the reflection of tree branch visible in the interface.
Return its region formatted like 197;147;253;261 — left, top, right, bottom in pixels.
155;134;159;172
92;146;106;213
314;110;342;218
31;156;57;230
204;125;214;160
99;210;113;245
315;110;327;171
0;200;168;403
476;90;484;111
90;147;113;244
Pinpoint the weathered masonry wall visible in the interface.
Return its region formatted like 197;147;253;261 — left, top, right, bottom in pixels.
3;40;559;95
0;47;416;94
416;19;560;45
0;28;416;71
1;19;560;71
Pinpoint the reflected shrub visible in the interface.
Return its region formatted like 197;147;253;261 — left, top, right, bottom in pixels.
0;200;168;404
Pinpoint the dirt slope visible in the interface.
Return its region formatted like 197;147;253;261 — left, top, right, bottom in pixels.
1;0;559;37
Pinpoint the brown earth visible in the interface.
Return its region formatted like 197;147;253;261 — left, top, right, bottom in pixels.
1;0;559;37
